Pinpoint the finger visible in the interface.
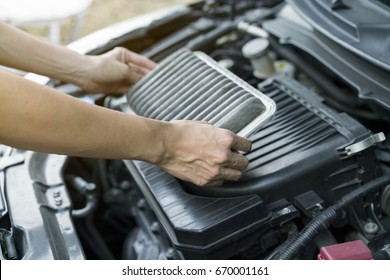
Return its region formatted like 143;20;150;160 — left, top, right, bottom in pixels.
110;83;131;94
126;51;157;71
227;152;249;171
124;68;143;85
204;179;225;187
220;167;243;181
129;63;151;76
231;135;252;153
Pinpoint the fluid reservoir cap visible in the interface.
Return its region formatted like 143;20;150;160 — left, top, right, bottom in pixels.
242;38;270;59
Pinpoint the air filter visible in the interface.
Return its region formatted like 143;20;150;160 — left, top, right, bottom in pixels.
126;48;276;137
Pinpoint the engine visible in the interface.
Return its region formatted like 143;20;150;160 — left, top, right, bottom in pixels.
1;0;390;260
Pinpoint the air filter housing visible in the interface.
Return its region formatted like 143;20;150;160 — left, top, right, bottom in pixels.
126;48;276;137
124;74;381;259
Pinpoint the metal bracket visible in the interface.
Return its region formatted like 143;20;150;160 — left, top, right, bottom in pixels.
0;155;25;172
344;132;386;156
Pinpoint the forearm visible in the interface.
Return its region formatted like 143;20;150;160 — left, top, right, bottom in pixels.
0;21;89;86
0;22;251;187
0;69;166;162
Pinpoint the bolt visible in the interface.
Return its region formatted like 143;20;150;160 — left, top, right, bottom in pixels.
364;222;379;235
52;190;61;198
54;196;63;206
151;222;159;233
166;248;176;259
120;180;132;190
312;203;324;217
279;207;291;215
137;199;146;210
84;182;96;192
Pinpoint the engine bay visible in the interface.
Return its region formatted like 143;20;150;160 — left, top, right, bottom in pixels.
1;0;390;260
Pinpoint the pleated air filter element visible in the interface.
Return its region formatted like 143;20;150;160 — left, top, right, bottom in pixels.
126;48;276;137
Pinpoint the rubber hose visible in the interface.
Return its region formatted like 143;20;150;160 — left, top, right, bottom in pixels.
274;205;338;260
72;197;98;218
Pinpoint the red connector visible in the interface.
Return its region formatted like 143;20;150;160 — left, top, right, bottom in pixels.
318;240;373;260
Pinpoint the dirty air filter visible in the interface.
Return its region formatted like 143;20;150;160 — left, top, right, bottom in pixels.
126;48;276;137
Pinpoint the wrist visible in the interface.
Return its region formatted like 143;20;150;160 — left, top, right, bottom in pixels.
154;120;196;166
124;117;173;166
61;54;96;88
149;120;174;166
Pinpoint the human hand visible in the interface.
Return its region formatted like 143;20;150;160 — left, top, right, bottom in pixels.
77;47;157;94
158;120;252;187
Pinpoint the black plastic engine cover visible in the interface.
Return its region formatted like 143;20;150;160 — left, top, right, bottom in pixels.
191;75;380;205
125;159;271;259
125;74;380;259
288;0;390;71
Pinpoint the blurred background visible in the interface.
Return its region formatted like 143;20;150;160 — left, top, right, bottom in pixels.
16;0;197;44
73;0;196;40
